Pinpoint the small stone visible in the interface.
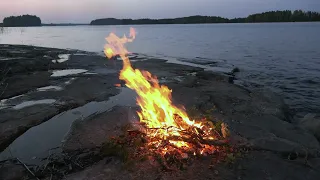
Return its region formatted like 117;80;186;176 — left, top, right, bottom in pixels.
214;170;219;175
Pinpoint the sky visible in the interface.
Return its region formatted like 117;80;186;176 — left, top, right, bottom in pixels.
0;0;319;23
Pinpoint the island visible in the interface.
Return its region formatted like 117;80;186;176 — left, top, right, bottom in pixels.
2;15;41;27
91;10;320;25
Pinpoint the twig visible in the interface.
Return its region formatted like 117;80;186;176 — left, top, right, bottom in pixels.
0;63;9;98
0;83;8;97
72;160;83;169
0;63;9;83
42;151;52;172
16;158;40;180
8;147;13;158
303;148;309;165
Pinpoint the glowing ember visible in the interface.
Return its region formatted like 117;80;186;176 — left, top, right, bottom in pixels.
104;28;227;157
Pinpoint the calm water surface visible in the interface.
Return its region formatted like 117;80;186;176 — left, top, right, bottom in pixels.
1;23;320;117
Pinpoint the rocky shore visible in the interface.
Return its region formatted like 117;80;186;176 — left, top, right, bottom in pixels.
0;44;319;180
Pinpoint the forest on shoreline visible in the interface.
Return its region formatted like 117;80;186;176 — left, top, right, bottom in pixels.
1;10;320;27
2;15;41;27
91;10;320;25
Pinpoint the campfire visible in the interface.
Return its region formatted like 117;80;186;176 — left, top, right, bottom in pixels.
104;28;230;167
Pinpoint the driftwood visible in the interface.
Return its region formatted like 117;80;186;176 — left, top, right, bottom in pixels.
16;158;40;180
127;122;228;150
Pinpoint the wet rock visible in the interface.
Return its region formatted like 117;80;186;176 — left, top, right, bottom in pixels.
133;60;203;78
0;45;121;152
0;72;51;99
0;45;70;76
252;90;293;122
299;114;320;141
0;74;121;151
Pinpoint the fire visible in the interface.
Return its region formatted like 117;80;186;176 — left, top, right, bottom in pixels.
104;28;226;156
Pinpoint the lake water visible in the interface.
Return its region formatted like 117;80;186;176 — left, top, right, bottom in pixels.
1;23;319;117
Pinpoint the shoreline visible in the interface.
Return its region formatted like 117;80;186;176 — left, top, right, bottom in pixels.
1;21;319;28
0;44;319;180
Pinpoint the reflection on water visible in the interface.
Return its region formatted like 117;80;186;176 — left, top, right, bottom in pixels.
1;23;320;115
13;99;56;110
51;69;88;77
37;86;63;92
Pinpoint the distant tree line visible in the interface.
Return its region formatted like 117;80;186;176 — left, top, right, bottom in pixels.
2;15;41;27
235;10;320;23
91;10;320;25
42;23;87;26
91;16;229;25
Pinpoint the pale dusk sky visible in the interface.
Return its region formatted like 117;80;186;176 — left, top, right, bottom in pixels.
0;0;319;23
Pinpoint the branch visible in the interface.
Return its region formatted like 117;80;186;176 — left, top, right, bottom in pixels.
16;158;40;180
0;83;8;97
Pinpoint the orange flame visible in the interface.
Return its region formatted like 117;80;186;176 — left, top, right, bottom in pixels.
104;28;218;155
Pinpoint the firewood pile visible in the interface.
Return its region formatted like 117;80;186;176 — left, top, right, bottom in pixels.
103;116;235;170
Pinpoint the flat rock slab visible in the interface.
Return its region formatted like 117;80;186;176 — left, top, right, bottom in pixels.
64;151;320;180
65;157;237;180
0;72;51;99
62;74;320;180
238;151;320;180
63;106;135;152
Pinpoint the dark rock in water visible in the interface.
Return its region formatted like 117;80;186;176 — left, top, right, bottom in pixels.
231;67;240;73
196;71;234;83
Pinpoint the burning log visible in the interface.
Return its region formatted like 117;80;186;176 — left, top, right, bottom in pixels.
166;136;228;147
